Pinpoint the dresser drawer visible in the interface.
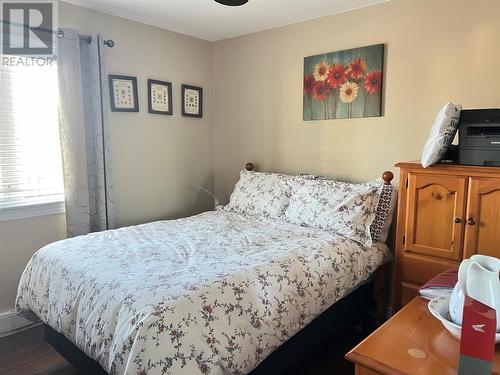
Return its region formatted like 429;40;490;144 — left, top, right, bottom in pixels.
402;252;459;285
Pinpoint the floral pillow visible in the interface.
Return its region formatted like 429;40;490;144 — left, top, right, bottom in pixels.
285;178;381;248
224;170;292;219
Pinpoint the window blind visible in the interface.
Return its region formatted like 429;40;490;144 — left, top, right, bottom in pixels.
0;59;64;209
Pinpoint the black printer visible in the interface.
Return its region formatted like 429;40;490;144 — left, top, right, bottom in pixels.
459;109;500;166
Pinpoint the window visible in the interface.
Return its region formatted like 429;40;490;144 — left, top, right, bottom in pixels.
0;59;64;220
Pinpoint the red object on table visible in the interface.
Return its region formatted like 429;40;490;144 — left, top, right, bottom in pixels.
419;268;458;291
459;296;496;374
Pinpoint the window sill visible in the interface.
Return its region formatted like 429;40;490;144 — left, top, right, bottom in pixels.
0;200;65;222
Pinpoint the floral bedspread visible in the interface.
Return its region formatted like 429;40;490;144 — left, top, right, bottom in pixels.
16;210;390;375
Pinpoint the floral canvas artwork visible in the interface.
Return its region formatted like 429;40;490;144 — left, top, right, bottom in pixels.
303;44;384;120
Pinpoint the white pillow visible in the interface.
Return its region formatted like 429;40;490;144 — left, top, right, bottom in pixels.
421;102;462;168
224;170;292;219
285;178;381;248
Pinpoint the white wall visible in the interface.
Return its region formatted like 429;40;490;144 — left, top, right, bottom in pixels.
0;2;214;314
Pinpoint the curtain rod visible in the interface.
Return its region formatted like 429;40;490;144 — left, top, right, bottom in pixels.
57;30;114;47
56;29;91;43
0;21;114;47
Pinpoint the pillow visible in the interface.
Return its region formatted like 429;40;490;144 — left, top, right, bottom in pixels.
294;173;327;180
421;102;462;168
285;178;381;247
224;170;292;219
370;184;397;243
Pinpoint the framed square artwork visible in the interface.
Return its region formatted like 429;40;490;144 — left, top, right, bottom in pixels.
181;84;203;118
109;74;139;112
148;79;173;115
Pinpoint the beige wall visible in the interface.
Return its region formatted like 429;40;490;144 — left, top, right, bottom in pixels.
0;214;67;313
213;0;500;202
0;2;214;314
60;2;214;227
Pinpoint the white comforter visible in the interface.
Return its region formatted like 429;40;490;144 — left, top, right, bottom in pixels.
17;210;390;375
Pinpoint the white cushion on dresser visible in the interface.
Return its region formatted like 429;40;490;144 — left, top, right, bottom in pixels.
421;102;462;168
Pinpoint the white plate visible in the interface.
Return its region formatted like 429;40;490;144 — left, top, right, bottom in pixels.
428;295;500;344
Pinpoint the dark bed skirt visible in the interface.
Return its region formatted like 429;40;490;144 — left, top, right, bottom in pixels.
44;280;374;375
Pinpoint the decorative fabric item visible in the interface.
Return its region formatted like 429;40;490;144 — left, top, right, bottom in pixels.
285;178;381;247
57;29;114;236
293;174;394;243
294;173;327;180
369;184;397;243
224;170;292;219
295;173;318;180
17;210;392;375
293;175;395;243
421;102;462;168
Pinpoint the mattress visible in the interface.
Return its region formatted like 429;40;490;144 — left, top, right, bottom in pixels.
16;210;391;375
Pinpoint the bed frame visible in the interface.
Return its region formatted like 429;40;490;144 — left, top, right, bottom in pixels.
244;162;394;185
44;163;394;375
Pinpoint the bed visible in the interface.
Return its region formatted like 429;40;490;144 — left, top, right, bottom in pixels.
16;163;394;375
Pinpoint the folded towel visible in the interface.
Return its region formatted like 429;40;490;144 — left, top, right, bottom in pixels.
419;268;458;300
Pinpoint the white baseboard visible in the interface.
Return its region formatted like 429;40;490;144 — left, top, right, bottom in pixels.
0;309;40;337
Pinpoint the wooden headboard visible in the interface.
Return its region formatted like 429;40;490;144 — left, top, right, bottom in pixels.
244;162;394;185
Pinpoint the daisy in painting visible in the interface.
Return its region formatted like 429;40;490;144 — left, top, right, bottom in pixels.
363;70;382;116
326;64;347;118
313;61;329;81
364;70;382;94
303;74;315;119
327;64;347;88
347;57;366;80
312;80;330;101
339;81;359;103
303;75;315;95
313;80;330;119
340;81;359;118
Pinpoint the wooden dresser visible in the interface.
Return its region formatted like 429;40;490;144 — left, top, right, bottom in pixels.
394;161;500;310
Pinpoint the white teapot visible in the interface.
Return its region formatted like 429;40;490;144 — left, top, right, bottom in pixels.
449;254;500;331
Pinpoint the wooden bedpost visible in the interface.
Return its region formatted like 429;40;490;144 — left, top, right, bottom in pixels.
382;171;394;185
245;162;255;171
375;170;395;321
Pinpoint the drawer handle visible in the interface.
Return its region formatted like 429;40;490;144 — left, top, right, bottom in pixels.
453;218;461;224
467;217;476;225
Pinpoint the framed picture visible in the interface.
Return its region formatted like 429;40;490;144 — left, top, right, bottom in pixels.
148;79;173;115
181;84;203;118
109;74;139;112
303;44;384;120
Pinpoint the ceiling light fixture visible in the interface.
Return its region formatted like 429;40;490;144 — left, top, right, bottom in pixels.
214;0;248;6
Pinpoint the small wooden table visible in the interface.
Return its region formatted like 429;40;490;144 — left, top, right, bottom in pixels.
346;297;500;374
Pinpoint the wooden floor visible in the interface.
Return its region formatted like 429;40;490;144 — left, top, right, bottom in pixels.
0;327;78;375
0;325;365;375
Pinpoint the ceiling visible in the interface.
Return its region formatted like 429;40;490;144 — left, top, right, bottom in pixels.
63;0;388;42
